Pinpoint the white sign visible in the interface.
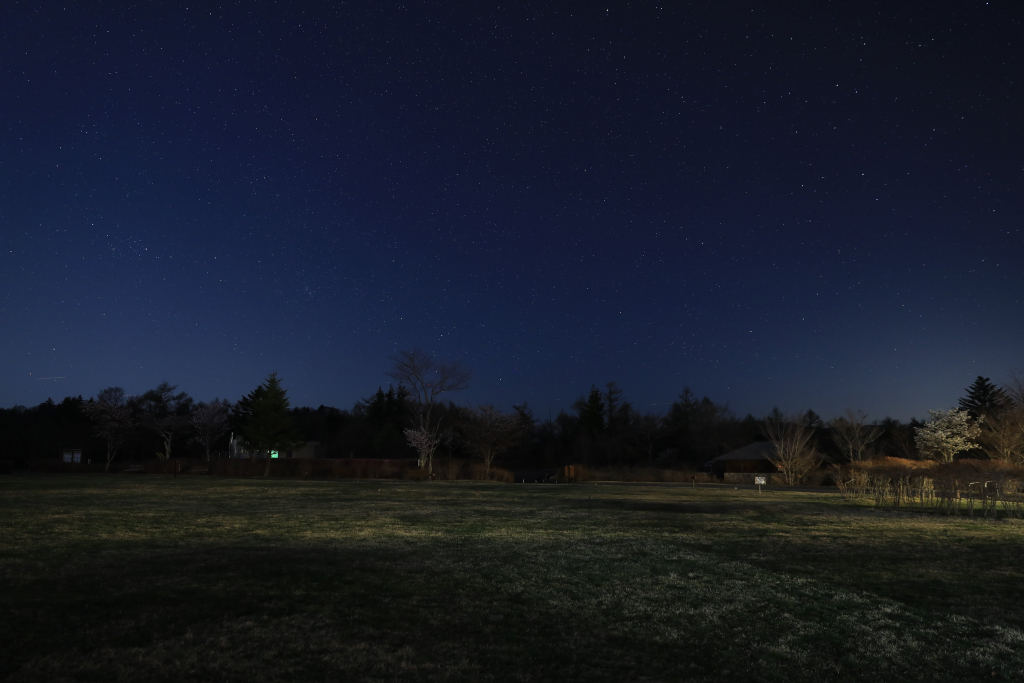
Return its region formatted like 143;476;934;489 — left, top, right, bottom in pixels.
754;476;767;486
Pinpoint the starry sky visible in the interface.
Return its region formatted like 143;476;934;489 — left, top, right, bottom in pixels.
2;1;1022;420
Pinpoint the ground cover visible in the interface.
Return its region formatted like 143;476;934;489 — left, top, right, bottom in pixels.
1;476;1023;682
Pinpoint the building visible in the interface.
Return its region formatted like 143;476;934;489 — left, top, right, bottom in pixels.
711;442;779;478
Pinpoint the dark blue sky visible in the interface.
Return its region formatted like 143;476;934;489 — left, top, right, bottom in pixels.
2;1;1021;421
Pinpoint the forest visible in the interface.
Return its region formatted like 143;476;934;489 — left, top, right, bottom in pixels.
2;348;1021;477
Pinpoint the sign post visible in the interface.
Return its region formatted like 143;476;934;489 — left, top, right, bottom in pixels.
754;475;766;493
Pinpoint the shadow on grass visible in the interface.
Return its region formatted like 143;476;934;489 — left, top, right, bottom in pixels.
575;497;797;516
3;478;1024;682
4;534;1023;683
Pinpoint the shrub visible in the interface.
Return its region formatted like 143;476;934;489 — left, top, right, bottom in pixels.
836;457;1024;518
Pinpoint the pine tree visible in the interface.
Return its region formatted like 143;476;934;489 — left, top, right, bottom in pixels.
603;382;626;432
959;376;1010;419
235;372;297;463
573;386;605;436
803;409;824;429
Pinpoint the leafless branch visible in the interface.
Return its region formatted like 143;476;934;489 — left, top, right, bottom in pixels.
386;348;471;432
829;409;882;463
762;412;819;486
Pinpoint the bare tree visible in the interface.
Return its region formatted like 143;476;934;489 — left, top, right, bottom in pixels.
828;409;882;462
191;398;232;460
985;374;1024;464
83;387;135;471
635;411;663;462
1005;371;1024;408
387;348;471;475
464;405;521;479
137;382;194;459
762;412;820;486
980;406;1024;464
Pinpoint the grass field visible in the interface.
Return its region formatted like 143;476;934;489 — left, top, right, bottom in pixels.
2;477;1024;682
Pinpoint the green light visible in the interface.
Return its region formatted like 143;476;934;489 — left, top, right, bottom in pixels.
270;450;279;459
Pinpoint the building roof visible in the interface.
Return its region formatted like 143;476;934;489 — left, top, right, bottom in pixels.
714;441;777;462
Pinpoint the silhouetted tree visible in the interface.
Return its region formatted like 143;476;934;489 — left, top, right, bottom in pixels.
386;348;471;475
664;389;733;461
1006;372;1024;408
234;372;297;472
828;410;882;462
191;398;231;460
981;406;1024;464
361;385;410;454
465;405;521;478
959;376;1011;420
762;412;819;485
803;409;824;429
83;387;135;470
635;412;664;462
573;386;605;436
876;417;920;460
603;382;629;432
137;382;193;460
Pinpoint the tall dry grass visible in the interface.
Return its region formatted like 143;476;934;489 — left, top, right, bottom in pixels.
834;457;1024;518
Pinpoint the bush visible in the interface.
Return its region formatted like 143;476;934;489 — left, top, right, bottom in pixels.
835;457;1024;517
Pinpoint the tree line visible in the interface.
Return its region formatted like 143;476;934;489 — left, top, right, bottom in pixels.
2;348;1022;475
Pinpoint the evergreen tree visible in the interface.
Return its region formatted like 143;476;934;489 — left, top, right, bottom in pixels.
359;385;410;455
603;382;627;432
573;386;605;435
803;409;824;429
235;372;297;461
664;389;734;461
959;376;1010;419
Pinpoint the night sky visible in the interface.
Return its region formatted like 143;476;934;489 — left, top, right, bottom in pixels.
2;1;1022;421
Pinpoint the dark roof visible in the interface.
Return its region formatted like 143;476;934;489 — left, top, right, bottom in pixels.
714;442;776;462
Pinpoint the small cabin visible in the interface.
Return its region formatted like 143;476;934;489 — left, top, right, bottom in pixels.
711;442;779;477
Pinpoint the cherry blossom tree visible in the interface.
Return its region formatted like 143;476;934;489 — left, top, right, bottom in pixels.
387;349;471;477
404;427;440;472
914;409;981;462
386;348;471;435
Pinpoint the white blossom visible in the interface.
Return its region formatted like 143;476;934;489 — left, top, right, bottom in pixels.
914;408;981;462
404;427;440;469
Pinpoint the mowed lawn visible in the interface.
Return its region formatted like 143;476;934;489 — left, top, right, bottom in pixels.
2;477;1023;682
